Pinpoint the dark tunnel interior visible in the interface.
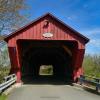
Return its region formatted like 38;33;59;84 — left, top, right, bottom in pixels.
19;40;75;84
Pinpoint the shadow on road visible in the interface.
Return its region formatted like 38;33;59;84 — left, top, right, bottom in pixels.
83;87;100;96
22;76;73;85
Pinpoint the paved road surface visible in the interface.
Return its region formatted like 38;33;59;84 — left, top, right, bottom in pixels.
8;85;100;100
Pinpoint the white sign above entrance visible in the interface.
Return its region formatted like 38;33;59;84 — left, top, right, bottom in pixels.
43;32;53;38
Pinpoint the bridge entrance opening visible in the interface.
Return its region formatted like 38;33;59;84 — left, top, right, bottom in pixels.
17;40;77;84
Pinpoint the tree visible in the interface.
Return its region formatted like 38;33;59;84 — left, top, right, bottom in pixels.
0;0;29;35
0;44;10;67
0;0;29;83
83;54;100;77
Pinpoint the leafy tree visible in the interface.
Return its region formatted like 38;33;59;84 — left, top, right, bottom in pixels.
0;44;10;67
83;54;100;77
0;45;10;83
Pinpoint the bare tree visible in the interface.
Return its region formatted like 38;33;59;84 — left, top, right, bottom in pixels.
0;0;29;35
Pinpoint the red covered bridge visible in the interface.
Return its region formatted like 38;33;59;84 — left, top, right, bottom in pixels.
4;13;89;83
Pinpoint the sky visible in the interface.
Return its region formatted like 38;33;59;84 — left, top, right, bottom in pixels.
11;0;100;55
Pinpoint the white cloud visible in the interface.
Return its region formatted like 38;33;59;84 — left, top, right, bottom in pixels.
67;15;77;21
81;28;100;35
81;28;100;48
67;16;72;20
89;39;100;47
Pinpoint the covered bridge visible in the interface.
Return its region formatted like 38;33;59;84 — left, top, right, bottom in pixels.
4;13;89;83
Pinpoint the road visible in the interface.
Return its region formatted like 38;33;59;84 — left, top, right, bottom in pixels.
8;85;100;100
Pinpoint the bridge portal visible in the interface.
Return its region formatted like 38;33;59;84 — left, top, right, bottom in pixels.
4;13;89;83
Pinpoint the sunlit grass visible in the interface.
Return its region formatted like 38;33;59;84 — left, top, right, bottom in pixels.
0;94;7;100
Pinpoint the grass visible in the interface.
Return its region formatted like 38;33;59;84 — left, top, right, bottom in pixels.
0;94;7;100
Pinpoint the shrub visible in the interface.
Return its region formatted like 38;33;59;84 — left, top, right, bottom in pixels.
0;66;10;83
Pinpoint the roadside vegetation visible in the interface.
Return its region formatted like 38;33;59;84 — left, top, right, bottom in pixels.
0;94;7;100
83;54;100;78
0;45;10;84
0;66;10;84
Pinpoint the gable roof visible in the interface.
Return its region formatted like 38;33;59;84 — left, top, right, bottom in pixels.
4;13;89;43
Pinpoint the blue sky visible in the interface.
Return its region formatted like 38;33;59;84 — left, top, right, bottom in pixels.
12;0;100;55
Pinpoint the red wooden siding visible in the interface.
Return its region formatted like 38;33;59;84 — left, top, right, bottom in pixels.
8;16;86;49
